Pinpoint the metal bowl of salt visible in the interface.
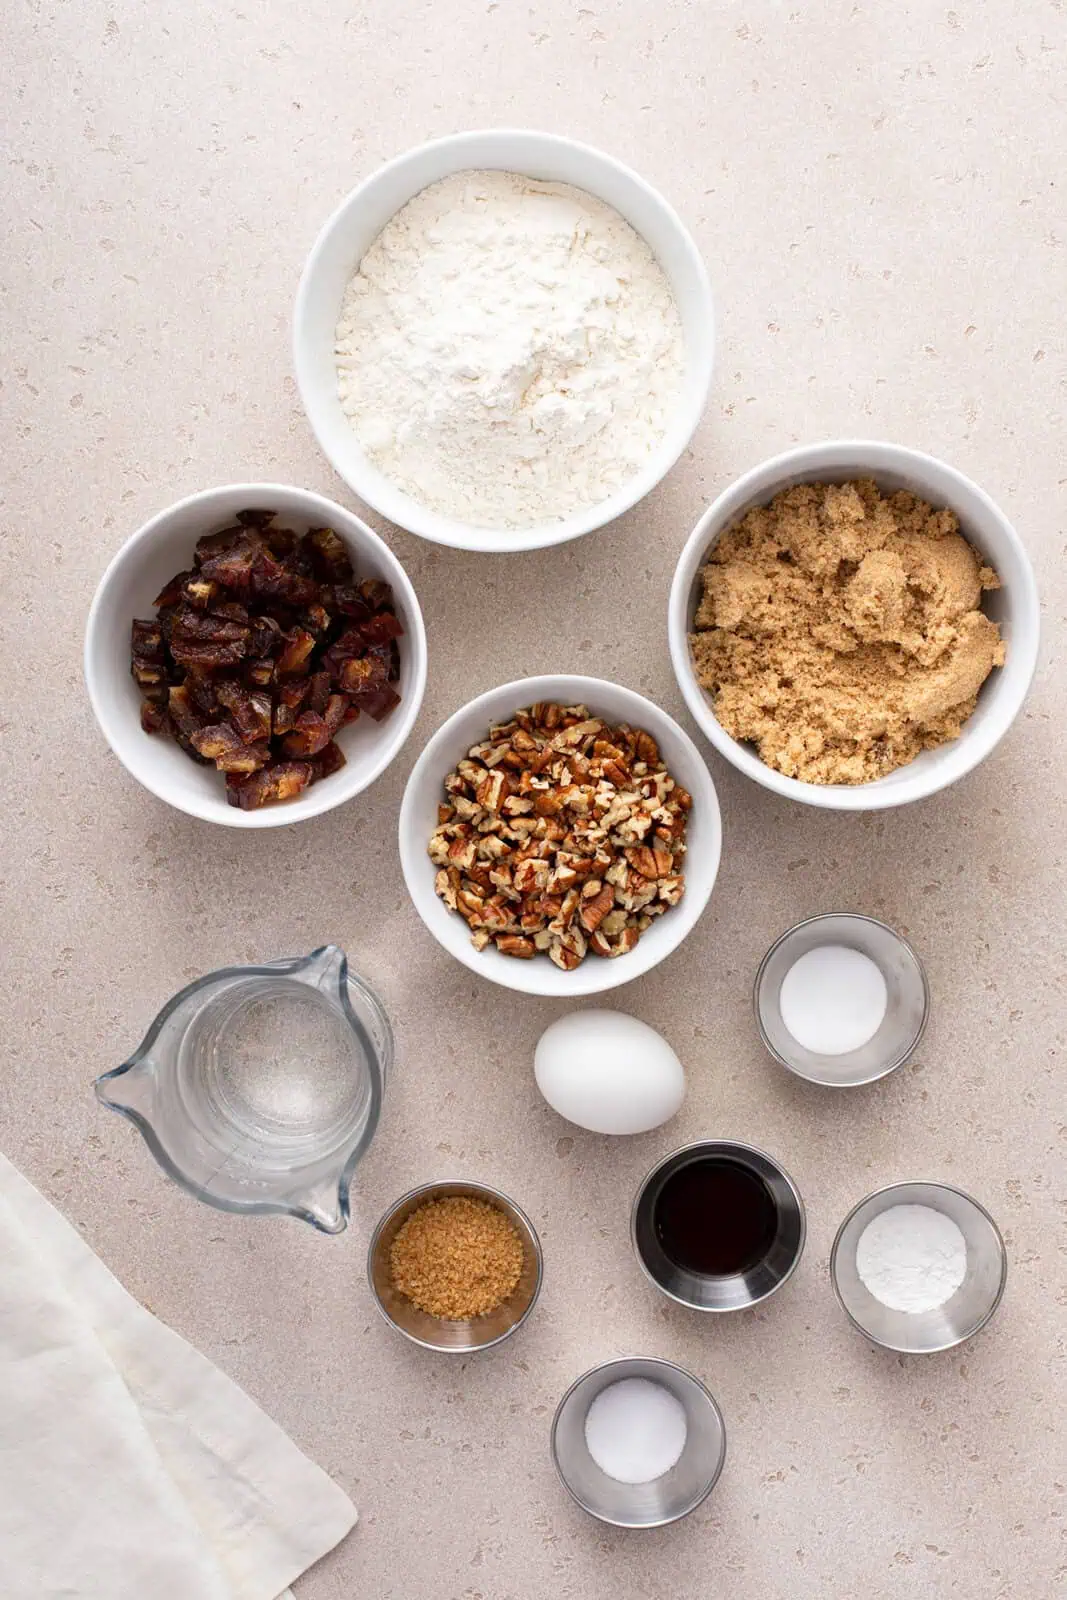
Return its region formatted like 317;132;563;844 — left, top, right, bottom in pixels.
550;1356;726;1528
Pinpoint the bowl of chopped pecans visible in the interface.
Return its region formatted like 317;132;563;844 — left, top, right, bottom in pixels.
398;676;722;995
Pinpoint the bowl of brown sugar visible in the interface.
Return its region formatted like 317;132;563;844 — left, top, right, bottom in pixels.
367;1179;543;1352
668;440;1040;810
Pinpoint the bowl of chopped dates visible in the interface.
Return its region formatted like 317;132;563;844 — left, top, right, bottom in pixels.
85;484;427;825
398;677;722;995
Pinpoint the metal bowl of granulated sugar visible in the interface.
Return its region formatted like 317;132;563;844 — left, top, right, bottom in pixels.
830;1181;1007;1354
294;129;715;554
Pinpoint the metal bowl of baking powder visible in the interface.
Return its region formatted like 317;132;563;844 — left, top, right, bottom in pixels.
830;1180;1007;1354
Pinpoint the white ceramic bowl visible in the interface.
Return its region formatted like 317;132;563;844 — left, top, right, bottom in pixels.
294;129;715;553
85;483;428;828
398;675;722;996
668;440;1040;810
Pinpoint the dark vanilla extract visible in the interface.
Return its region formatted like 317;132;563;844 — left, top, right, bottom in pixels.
654;1158;778;1276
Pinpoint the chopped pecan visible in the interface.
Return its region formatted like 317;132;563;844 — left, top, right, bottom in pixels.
476;770;508;811
434;868;459;911
428;702;689;970
578;883;614;933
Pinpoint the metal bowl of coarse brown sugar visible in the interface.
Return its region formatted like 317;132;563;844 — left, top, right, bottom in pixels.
367;1179;543;1353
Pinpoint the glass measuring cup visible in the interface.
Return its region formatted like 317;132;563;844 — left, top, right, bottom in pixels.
95;945;391;1233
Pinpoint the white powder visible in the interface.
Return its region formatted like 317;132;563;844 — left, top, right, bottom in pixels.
583;1377;688;1485
856;1203;968;1313
335;170;685;530
778;944;889;1056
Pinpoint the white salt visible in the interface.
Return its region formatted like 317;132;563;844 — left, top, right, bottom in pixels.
583;1377;688;1485
856;1203;968;1313
778;944;888;1056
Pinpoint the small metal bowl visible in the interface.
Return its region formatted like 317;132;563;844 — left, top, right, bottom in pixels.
367;1179;543;1353
551;1357;726;1528
631;1140;806;1312
830;1180;1007;1354
754;913;929;1087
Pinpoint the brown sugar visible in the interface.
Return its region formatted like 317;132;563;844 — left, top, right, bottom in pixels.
389;1195;525;1320
689;479;1006;785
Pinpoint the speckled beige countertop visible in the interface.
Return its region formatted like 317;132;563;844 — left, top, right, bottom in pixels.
2;3;1065;1597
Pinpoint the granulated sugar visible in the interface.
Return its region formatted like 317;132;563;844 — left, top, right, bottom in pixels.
583;1377;688;1484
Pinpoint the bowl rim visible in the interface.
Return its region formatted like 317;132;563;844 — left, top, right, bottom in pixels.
83;480;428;829
630;1137;807;1311
293;126;715;553
397;673;723;996
752;912;931;1087
667;437;1041;811
365;1177;544;1353
828;1179;1009;1354
549;1354;727;1528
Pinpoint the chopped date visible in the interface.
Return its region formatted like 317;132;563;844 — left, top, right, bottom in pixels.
358;578;393;611
250;548;319;606
360;685;401;722
215;741;271;775
226;760;314;810
168;638;248;669
168;683;202;736
303;526;353;582
131;619;164;662
132;509;403;807
248;614;283;658
312;741;347;780
323;694;347;737
276;628;317;677
182;577;218;609
302;604;332;636
184;670;221;717
140;700;170;735
246;658;275;687
199;541;259;593
194;525;244;567
189;722;248;763
331;586;373;620
216;680;272;744
281;710;332;759
132;660;165;692
165;606;249;644
152;569;196;608
338;656;383;695
307;670;332;715
357;612;404;647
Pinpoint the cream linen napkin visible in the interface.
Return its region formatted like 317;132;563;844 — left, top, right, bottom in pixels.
0;1153;357;1599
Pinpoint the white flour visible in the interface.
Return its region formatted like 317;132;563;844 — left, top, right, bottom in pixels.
855;1203;968;1313
335;170;685;530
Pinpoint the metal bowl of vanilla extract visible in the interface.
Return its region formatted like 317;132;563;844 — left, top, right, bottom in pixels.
631;1140;806;1312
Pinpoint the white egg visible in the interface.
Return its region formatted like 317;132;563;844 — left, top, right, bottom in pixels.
534;1010;685;1135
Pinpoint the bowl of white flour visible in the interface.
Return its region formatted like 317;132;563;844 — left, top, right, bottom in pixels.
294;130;714;552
